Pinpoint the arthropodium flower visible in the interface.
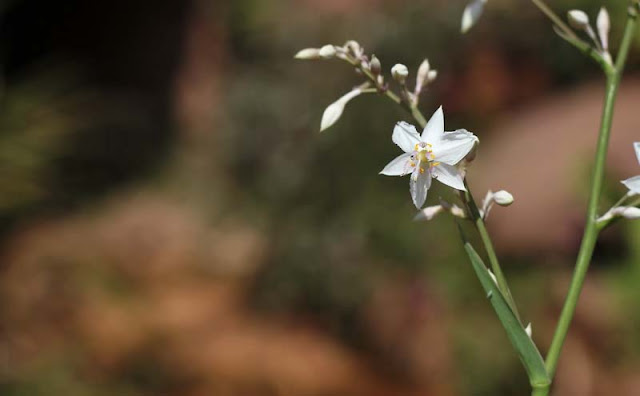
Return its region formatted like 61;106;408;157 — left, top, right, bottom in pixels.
380;107;479;208
621;142;640;195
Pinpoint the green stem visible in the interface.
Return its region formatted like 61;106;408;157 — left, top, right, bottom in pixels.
544;7;638;383
462;183;522;322
532;384;550;396
530;0;580;42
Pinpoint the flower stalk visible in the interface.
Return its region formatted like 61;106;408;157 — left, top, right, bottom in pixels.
542;5;638;385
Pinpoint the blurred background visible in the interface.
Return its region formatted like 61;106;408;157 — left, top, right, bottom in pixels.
1;0;640;395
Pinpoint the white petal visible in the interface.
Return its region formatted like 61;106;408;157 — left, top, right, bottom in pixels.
622;175;640;195
432;163;466;191
413;205;443;221
410;170;432;209
461;0;486;33
392;121;421;153
432;129;479;165
597;8;610;51
320;89;361;132
525;323;533;338
380;153;413;176
421;106;444;143
634;142;640;165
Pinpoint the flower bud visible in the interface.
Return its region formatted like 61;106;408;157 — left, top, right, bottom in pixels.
567;10;590;30
493;190;514;206
614;206;640;219
319;45;336;59
370;55;381;75
320;88;362;132
344;40;362;57
294;48;321;60
427;70;438;82
413;205;444;221
391;63;409;84
461;0;486;33
597;7;610;51
415;59;430;91
525;323;532;338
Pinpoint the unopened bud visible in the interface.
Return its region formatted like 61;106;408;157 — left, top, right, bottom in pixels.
414;205;444;221
370;55;381;75
415;59;430;93
427;70;438;82
597;7;610;51
294;48;321;60
525;323;532;338
567;10;590;30
319;45;336;59
493;190;514;206
391;63;409;84
614;206;640;219
344;40;362;57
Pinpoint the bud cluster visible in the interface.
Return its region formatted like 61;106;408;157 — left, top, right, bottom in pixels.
566;8;612;65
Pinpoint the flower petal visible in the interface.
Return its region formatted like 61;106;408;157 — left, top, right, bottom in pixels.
634;142;640;165
622;175;640;195
380;153;413;176
392;122;421;153
432;129;479;165
421;106;444;143
410;170;432;209
432;163;466;191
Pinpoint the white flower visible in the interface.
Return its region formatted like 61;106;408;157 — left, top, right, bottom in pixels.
380;107;479;208
621;142;640;195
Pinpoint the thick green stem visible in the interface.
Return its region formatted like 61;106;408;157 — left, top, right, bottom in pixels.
543;7;638;384
532;385;550;396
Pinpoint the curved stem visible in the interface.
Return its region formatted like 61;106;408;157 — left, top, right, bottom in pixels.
544;7;638;382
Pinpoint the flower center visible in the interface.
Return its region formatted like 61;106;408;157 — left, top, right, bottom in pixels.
411;142;439;174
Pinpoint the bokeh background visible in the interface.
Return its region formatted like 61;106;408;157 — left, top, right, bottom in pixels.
1;0;640;395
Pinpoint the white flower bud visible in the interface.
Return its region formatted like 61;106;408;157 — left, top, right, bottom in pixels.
488;269;498;286
320;89;362;132
413;205;444;221
461;0;486;33
567;10;590;30
414;59;430;95
391;63;409;84
427;70;438;82
294;48;321;60
319;45;336;59
525;323;532;338
493;190;514;206
344;40;362;57
597;7;610;51
370;55;381;75
613;206;640;219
